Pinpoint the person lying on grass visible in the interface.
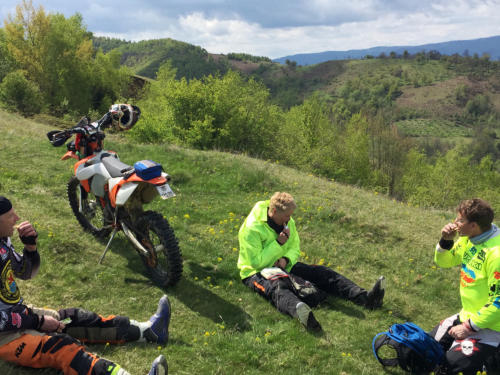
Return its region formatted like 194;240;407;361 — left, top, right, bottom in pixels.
237;192;385;332
0;196;169;375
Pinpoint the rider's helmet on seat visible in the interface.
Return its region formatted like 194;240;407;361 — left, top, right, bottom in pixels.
109;104;141;130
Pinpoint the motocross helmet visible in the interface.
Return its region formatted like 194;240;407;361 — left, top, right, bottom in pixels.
109;103;141;130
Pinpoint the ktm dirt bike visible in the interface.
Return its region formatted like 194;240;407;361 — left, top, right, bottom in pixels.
47;109;182;287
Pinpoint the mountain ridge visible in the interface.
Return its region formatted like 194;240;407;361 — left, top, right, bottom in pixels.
273;35;500;65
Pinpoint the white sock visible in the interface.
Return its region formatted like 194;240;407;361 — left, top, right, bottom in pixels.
130;319;152;342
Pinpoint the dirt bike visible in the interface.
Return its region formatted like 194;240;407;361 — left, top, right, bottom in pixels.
47;105;182;287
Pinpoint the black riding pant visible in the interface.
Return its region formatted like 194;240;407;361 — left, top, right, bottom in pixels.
242;262;369;318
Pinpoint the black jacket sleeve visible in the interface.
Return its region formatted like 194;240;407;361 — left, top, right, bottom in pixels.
11;248;40;280
0;304;41;333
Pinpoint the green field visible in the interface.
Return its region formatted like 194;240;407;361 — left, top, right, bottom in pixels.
0;110;463;374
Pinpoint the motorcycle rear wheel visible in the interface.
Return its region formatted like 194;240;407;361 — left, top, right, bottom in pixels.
134;211;183;288
67;176;112;238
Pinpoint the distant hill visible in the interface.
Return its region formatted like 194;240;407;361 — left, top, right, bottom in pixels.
274;35;500;65
93;36;229;80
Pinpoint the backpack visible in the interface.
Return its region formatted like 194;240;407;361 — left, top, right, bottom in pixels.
372;322;444;374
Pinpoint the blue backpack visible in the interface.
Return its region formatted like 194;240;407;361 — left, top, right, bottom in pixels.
372;322;444;373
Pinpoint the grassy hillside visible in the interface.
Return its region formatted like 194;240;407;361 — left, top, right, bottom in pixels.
0;110;469;374
107;38;229;80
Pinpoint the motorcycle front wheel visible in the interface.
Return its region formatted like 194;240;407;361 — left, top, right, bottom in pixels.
67;176;112;238
134;210;183;287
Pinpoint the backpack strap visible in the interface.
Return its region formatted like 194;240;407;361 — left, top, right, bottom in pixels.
372;332;399;367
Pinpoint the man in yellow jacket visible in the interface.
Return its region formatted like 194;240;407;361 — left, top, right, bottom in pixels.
237;192;385;331
431;198;500;374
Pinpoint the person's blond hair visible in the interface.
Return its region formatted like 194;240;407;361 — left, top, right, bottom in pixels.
269;192;296;212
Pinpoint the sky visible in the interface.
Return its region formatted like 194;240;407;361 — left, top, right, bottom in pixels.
1;0;499;59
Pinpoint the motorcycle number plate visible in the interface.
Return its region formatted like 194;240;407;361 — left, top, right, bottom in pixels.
156;183;175;199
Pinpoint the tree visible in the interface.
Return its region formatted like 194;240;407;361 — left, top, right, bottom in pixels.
465;94;491;117
0;70;42;115
3;0;129;115
0;29;17;81
4;0;51;94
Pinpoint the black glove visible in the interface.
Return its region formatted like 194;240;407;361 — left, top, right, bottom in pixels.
20;230;38;245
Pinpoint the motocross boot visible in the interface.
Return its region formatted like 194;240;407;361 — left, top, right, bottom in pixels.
148;355;168;375
366;276;386;310
296;302;322;332
144;295;171;344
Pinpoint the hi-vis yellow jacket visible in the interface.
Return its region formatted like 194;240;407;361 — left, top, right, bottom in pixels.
435;233;500;331
237;200;300;280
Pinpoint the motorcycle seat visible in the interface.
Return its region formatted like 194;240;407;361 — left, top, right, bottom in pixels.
101;156;133;177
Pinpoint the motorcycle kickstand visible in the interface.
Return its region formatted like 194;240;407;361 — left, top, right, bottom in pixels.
98;227;119;264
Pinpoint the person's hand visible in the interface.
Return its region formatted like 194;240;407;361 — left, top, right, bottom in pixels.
273;257;288;269
448;323;473;340
441;223;458;241
40;316;65;333
277;227;290;245
17;221;38;251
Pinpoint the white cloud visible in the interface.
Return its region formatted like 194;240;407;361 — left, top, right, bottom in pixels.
0;0;499;58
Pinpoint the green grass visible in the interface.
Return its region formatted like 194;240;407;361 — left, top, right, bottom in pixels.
0;110;463;374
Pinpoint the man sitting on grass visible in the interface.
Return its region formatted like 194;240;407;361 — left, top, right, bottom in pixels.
0;196;169;375
237;192;385;332
431;198;500;374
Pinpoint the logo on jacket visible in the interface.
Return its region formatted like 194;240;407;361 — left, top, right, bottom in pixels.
11;312;22;328
494;271;500;280
460;264;476;287
0;245;8;261
0;261;20;304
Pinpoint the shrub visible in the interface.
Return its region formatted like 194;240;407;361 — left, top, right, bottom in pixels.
0;70;42;115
